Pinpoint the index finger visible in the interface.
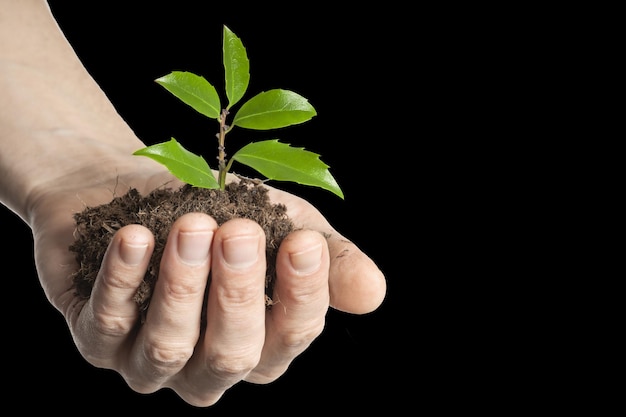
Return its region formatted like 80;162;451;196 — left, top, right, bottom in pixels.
73;224;154;368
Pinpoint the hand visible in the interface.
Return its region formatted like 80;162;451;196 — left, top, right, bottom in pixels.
0;1;385;407
27;149;386;407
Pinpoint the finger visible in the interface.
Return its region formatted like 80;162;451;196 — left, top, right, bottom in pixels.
74;224;154;368
266;188;386;314
127;213;217;393
175;218;266;407
325;234;387;314
246;229;330;384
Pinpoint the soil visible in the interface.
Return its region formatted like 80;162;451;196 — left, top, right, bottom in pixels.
69;178;295;319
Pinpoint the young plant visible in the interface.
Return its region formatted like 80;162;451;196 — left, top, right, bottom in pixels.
134;25;343;199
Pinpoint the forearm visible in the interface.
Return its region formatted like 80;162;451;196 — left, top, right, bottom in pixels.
0;0;142;220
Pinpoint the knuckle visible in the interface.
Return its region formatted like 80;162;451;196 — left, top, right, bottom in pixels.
91;310;135;337
279;320;325;350
143;340;193;373
216;282;262;310
101;265;138;290
207;352;259;380
123;379;160;395
162;278;206;303
282;277;326;306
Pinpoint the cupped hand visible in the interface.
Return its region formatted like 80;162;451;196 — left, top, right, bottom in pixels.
1;0;386;406
27;155;386;407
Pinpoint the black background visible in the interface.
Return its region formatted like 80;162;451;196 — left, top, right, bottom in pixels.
0;2;415;413
3;2;624;414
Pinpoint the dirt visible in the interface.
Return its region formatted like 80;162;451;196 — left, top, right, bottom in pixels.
69;178;295;319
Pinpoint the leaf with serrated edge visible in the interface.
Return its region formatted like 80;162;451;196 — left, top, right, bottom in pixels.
232;89;317;130
232;140;343;199
156;71;221;119
223;25;249;109
133;138;219;189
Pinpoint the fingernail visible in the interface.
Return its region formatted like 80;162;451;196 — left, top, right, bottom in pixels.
178;230;213;265
289;243;323;275
120;240;148;266
222;235;259;269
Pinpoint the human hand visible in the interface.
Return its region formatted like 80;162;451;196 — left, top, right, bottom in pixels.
26;152;386;407
0;1;385;406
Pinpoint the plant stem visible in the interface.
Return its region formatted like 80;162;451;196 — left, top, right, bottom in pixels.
217;108;229;189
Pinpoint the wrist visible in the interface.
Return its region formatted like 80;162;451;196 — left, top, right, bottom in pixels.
0;1;145;220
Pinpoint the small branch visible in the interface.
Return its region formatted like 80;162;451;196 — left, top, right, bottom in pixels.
217;108;229;189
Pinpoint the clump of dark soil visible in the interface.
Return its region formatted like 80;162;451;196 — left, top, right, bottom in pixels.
69;179;294;317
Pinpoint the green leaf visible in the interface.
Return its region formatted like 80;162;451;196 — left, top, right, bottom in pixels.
155;71;221;119
231;140;343;199
232;89;317;130
133;138;219;189
223;25;250;109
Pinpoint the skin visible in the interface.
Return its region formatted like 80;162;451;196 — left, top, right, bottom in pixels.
0;0;386;407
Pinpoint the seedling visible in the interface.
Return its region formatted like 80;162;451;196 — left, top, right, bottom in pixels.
134;25;343;199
